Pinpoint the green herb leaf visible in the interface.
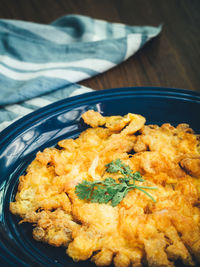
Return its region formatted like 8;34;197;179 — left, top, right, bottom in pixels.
91;185;108;203
75;180;94;200
105;159;124;173
111;191;127;207
131;171;144;181
75;159;157;206
103;178;116;185
118;177;131;183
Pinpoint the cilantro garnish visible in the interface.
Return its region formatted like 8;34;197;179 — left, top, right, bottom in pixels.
75;159;157;206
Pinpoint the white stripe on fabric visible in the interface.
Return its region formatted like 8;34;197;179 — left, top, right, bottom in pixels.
112;23;126;38
79;84;94;91
0;55;115;72
93;19;107;41
124;34;142;60
5;104;33;116
69;87;93;97
0;115;23;131
0;120;14;131
0;64;90;81
25;97;52;107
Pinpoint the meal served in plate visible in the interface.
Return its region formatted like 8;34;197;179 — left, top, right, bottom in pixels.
10;110;200;267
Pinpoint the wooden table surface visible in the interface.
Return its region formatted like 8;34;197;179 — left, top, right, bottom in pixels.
1;0;200;92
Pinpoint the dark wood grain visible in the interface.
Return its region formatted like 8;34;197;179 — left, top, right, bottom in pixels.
0;0;199;91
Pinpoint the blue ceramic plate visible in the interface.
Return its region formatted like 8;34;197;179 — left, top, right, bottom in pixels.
0;87;200;267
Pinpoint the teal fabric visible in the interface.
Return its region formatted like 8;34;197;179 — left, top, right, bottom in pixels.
0;14;161;131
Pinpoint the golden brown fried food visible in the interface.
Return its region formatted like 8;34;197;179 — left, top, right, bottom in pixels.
10;110;200;267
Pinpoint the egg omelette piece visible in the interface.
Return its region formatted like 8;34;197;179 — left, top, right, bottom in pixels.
10;110;200;267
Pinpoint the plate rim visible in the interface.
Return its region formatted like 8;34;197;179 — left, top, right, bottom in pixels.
0;86;200;145
0;86;200;266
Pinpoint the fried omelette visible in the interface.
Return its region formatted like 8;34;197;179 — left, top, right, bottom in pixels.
10;110;200;267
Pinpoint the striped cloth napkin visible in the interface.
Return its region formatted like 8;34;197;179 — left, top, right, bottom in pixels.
0;14;161;132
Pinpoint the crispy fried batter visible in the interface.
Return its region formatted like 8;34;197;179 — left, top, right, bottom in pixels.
10;111;200;267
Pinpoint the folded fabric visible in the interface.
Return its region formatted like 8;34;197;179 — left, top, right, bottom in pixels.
0;14;161;131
